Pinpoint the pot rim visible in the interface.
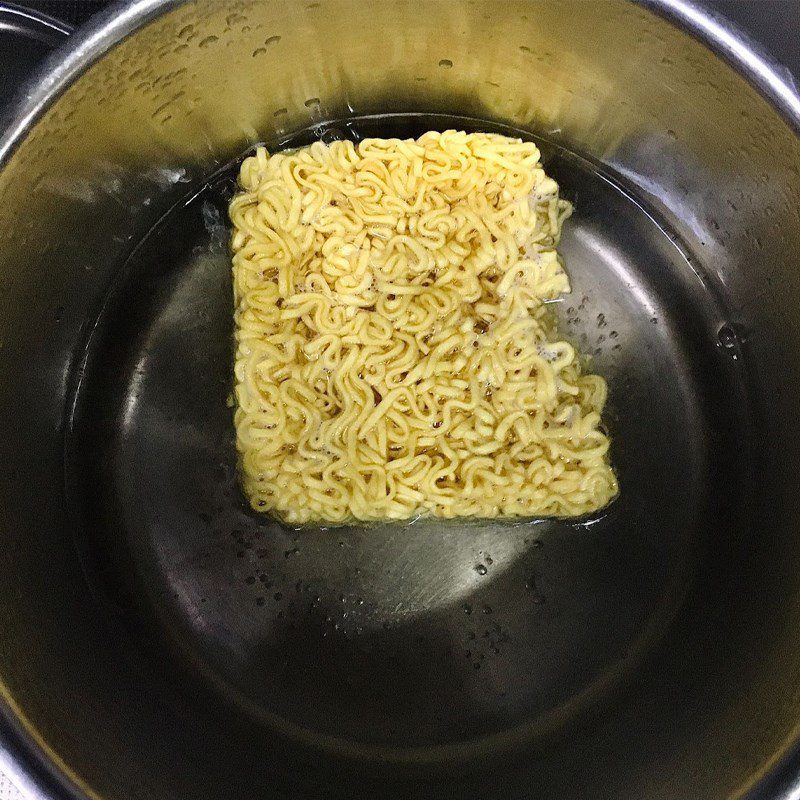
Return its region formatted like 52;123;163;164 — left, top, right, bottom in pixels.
1;0;799;168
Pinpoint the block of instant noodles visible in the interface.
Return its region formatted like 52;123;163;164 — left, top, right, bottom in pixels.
228;131;617;524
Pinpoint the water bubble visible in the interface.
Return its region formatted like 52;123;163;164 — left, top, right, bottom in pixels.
717;323;740;349
463;603;472;615
438;59;453;69
475;564;488;576
483;605;492;615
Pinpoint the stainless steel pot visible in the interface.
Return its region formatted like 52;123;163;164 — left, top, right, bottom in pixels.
1;1;799;798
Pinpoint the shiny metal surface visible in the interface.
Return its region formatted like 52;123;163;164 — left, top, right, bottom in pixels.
0;4;70;108
0;18;69;797
0;2;798;800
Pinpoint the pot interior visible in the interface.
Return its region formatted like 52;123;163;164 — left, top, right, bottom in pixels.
1;3;799;800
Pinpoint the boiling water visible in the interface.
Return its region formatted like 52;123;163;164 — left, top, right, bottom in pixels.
66;113;748;760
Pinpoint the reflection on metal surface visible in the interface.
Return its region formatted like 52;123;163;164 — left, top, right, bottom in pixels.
650;0;800;122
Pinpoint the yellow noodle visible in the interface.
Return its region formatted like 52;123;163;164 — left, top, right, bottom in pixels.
229;130;618;524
